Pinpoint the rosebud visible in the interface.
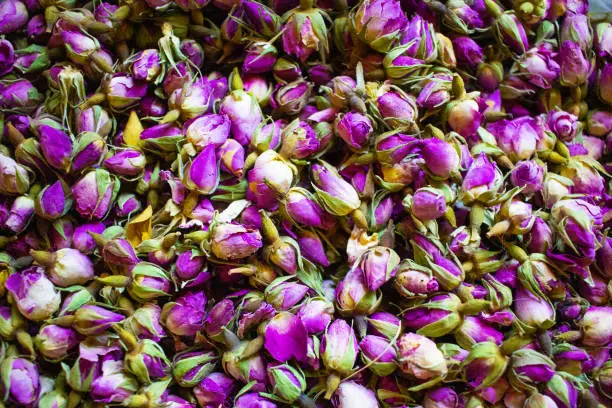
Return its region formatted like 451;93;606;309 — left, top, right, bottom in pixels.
103;74;148;112
247;150;295;210
104;149;146;177
403;293;462;337
4;195;34;233
265;278;309;310
31;248;94;287
598;63;612;106
453;36;483;67
311;160;361;217
332;381;379;408
284;187;335;230
455;316;504;349
376;90;419;128
446;98;483;137
125;262;171;302
0;357;40;407
559;41;590;87
351;0;407;53
72;169;120;220
322;319;358;376
71;131;107;173
0;79;41;110
172;349;217;387
462;152;503;203
544;374;578;408
297;230;333;267
580;306;612;347
90;370;138;404
514;284;555;329
161;291;206;337
0;0;28;34
297;297;334;334
271;79;311;116
185;113;230;150
335;266;380;316
359;246;400;291
193;372;235;408
243;0;281;37
235;393;278;408
131;49;161;82
183;145;219;195
6;268;61;321
210;222;263;261
73;305;124;336
140;123;184;152
282;5;328;63
509;349;556;391
334;111;373;150
397;333;447;380
34;325;79;361
268;364;307;404
424;387;459;408
36;124;72;172
462;342;509;390
220;89;263;146
359;335;396;376
125;303;166;341
279;119;320;161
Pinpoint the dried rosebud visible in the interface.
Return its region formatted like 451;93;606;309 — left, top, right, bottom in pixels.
0;357;40;407
297;297;334;334
403;293;462;337
243;42;277;75
397;332;447;380
0;79;41;110
376;90;419;128
183;145;219;195
125;303;166;342
72;169;119;220
544;374;578;408
31;248;94;287
332;381;379;408
6;268;61;321
104;149;146;177
334;111;373;150
462;342;509;390
127;262;171;302
77;106;113;138
424;387;459;408
103;74;148;112
559;41;590;87
282;5;328;63
322;319;358;376
131;49;161;82
453;36;483;68
4;195;34;234
351;0;407;53
172;349;217;387
34;325;79;361
279;119;320;161
73;305;124;336
359;334;396;376
311;160;361;217
580;306;612;347
335;266;380;316
220;89;263;146
284;187;335;230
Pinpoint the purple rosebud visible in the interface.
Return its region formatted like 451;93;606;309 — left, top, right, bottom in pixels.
271;79;311;116
284;187;335;230
204;299;235;340
297;298;334;334
4;195;34;233
37;124;72;172
0;0;28;34
161;291;206;337
185;114;230;150
544;374;578;408
332;381;379;408
514;284;554;329
321;319;358;375
510;160;544;194
71;132;107;173
90;371;137;404
580;306;612;347
410;188;447;220
561;12;592;52
359;335;396;375
453;36;483;67
279;119;320;160
104;74;148;111
265;278;309;310
0;357;39;406
264;311;308;362
446;98;483;137
0;39;14;76
243;42;277;74
193;372;235;408
297;230;332;267
33;181;70;221
125;303;166;342
598;62;612;106
172;349;216;387
104;149;146;177
463;152;502;198
211;222;263;260
525;216;552;253
235;393;278;408
175;250;206;282
132;49;161;82
420;137;459;179
281;11;327;63
77;106;113;138
335;111;373;150
352;0;407;53
548;110;579;142
73;305;124;336
35;325;79;361
220;89;263;146
397;332;447;380
181;39;204;68
6;268;61;321
0;79;41;110
455;316;504;349
360;246;400;291
424;387;459;408
376;91;419;128
417;76;452;109
243;0;281;37
72;169;119;220
219;139;245;178
31;248;94;287
559;40;590;87
311;161;361;217
403;293;462;337
140;96;167;117
519;44;560;89
26;14;44;40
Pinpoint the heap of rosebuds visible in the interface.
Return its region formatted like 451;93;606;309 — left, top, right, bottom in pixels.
0;0;610;406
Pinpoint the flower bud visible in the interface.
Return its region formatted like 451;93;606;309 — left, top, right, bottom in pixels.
193;372;235;407
127;262;171;302
376;90;419;128
220;89;263;146
104;149;146;177
524;393;559;408
359;334;396;376
279;119;320;161
559;41;590;87
284;187;335;230
6;268;61;321
73;305;124;335
0;0;28;34
185;113;230;150
35;325;79;361
311;160;361;217
332;381;379;408
351;0;406;53
282;6;328;63
268;364;306;404
161;291;206;337
265;278;309;310
544;374;578;408
509;349;556;391
235;393;278;408
271;79;311;116
90;370;138;404
334;111;373;151
397;332;447;380
0;357;40;406
424;387;459;408
36;124;72;172
172;349;217;387
4;195;34;233
211;222;263;260
360;246;400;291
580;306;612;347
125;303;166;341
243;0;281;37
297;297;334;334
131;49;161;82
403;293;462;337
72;169;120;220
462;342;509;390
182;144;219;195
0;79;41;110
322;319;358;375
335;266;380;316
103;74;148;112
31;248;94;287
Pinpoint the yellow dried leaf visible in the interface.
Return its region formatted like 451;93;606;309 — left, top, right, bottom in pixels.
123;111;143;148
126;205;152;247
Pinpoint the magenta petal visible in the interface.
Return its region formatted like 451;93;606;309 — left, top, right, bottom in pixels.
264;311;308;362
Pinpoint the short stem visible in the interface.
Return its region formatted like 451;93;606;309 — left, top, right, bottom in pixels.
324;373;341;399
